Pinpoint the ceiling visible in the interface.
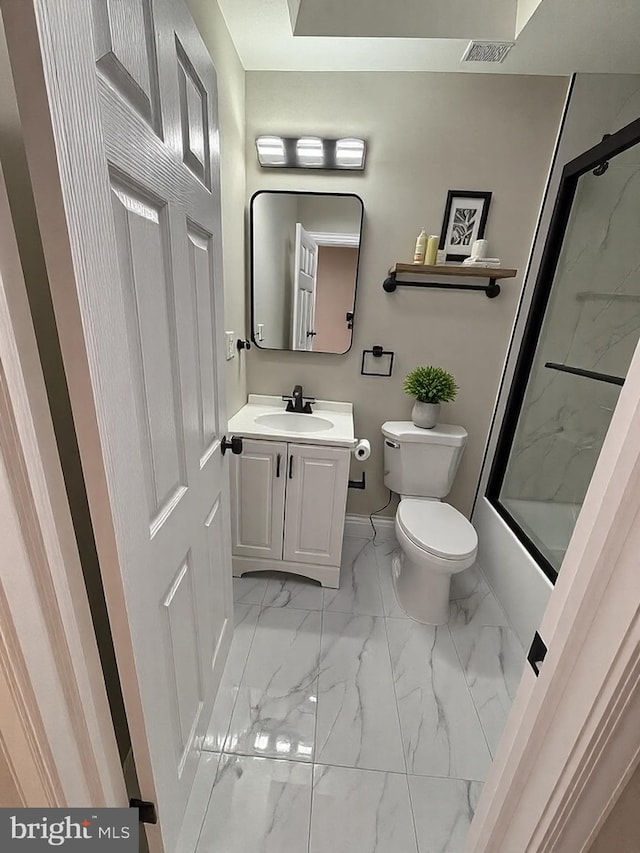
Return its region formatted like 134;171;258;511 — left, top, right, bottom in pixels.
217;0;640;76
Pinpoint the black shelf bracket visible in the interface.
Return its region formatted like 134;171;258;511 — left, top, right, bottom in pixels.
382;271;500;299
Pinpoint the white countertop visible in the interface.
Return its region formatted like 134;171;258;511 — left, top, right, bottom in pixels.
228;395;356;448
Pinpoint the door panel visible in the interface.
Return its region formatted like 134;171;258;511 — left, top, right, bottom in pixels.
2;1;233;849
92;0;161;129
187;222;219;463
283;444;350;565
176;39;211;189
110;181;188;523
230;440;287;560
162;554;203;770
204;497;230;672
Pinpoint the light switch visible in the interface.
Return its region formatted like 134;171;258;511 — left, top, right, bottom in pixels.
225;331;235;360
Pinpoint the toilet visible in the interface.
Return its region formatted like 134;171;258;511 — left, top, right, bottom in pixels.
382;421;478;625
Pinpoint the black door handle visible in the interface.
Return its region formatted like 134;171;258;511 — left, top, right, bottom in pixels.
289;455;294;479
276;453;281;478
221;435;243;456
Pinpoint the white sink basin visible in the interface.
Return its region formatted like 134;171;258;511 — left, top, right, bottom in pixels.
228;395;355;447
254;412;334;433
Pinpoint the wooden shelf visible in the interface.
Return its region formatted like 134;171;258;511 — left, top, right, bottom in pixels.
384;262;518;299
391;263;518;279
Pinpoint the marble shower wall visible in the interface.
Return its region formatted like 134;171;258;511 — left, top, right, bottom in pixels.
503;158;640;506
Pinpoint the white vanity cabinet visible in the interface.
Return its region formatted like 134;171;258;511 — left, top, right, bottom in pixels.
230;438;351;588
230;439;287;561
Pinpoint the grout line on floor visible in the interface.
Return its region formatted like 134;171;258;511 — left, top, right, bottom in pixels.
202;601;262;756
307;606;325;853
376;552;410;778
404;767;423;853
190;749;223;853
446;622;496;761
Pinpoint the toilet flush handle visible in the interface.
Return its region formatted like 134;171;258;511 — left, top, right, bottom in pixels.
385;439;400;448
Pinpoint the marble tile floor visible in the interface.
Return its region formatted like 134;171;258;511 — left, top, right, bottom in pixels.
178;536;525;853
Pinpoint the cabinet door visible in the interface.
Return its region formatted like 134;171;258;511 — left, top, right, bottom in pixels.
230;439;287;559
283;444;350;566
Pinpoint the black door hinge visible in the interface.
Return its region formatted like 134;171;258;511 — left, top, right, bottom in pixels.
129;798;158;825
221;435;243;456
527;631;547;677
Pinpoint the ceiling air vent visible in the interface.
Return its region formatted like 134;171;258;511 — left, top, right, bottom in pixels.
461;41;514;63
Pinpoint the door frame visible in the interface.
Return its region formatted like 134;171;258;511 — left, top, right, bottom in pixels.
306;230;360;248
0;161;125;809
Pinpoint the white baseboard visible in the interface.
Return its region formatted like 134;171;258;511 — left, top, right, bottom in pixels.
344;514;396;542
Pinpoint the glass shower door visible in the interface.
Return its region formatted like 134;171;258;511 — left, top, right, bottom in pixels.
489;126;640;582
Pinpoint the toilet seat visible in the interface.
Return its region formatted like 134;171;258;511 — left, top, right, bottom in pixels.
396;499;477;561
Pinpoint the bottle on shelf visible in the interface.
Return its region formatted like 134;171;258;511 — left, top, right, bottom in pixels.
425;235;439;266
413;228;427;264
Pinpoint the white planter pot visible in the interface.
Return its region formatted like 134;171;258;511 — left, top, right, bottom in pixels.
412;401;440;429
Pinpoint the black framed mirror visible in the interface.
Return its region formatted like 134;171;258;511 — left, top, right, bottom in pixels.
250;191;364;353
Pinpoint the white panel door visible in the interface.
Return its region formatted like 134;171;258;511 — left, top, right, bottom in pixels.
283;444;350;566
292;222;318;350
2;1;233;849
230;439;287;560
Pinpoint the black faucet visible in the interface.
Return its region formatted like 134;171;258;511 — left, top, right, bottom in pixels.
283;385;315;414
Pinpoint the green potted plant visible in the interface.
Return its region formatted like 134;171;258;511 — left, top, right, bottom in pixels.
403;365;458;429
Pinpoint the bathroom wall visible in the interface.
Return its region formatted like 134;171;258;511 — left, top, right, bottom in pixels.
296;194;363;235
473;73;640;648
244;71;568;518
252;193;298;348
186;0;247;417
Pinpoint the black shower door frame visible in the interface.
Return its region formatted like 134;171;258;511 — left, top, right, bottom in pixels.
487;116;640;585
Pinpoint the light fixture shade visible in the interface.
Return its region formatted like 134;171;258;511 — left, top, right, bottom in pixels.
335;137;366;169
255;136;286;166
296;136;324;167
255;135;366;170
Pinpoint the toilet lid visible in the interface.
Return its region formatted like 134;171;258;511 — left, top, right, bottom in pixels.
397;500;478;561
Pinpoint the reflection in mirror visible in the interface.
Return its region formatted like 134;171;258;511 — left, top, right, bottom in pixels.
251;191;363;353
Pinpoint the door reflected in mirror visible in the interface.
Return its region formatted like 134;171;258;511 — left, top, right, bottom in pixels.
251;191;363;353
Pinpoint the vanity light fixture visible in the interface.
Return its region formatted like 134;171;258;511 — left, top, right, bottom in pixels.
255;135;366;170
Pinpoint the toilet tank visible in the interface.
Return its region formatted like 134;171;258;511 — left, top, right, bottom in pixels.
381;421;468;498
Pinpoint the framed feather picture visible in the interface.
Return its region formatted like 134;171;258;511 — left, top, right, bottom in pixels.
439;191;492;261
